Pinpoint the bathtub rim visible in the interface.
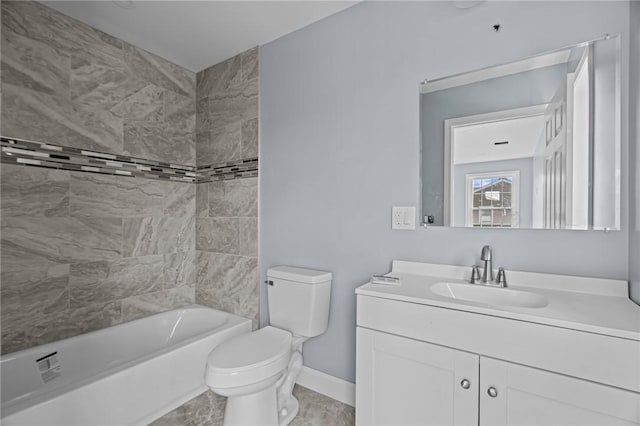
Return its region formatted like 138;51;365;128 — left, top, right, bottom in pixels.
1;304;251;418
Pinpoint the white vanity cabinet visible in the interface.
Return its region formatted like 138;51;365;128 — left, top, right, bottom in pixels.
355;261;640;426
356;327;479;425
479;357;639;425
357;326;639;425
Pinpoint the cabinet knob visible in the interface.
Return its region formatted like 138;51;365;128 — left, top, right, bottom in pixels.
460;379;471;389
487;387;498;398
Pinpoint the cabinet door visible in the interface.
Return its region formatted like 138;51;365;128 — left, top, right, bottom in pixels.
480;357;640;426
356;327;479;426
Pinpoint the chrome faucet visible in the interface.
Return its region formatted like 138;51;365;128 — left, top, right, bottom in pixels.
480;245;493;283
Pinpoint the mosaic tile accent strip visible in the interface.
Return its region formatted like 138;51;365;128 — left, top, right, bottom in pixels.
1;137;258;183
198;158;259;183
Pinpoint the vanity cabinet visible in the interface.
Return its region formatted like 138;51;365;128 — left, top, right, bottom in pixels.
480;357;639;425
356;327;478;425
357;327;640;426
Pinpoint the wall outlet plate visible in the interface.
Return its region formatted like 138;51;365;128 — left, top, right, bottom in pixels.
392;207;416;230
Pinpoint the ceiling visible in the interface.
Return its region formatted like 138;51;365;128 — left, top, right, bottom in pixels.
42;1;358;72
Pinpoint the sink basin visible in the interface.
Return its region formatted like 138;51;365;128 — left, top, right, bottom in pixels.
430;282;549;308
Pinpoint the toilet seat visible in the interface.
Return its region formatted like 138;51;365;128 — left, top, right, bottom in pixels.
206;326;292;389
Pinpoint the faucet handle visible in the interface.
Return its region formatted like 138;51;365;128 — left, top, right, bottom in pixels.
496;267;507;287
470;265;481;284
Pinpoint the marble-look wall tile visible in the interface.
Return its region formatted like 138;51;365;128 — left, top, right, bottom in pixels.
196;55;241;100
239;218;258;257
1;82;124;154
241;47;259;82
208;78;259;130
196;132;212;167
1;300;122;355
1;164;69;217
196;218;239;254
1;1;197;355
207;182;224;216
208;178;258;218
2;1;196;163
196;252;258;326
1;263;69;319
1;216;123;263
70;49;144;110
164;182;195;218
122;217;158;257
210;122;241;164
121;287;195;322
2;2;122;65
111;84;164;124
241;118;259;158
195;48;259;333
123;216;194;257
1;309;78;355
164;250;196;288
69;255;164;307
165;90;196;133
123;44;195;99
70;172;164;217
69;300;122;333
196;98;211;134
1;28;69;97
196;183;210;218
196;252;253;290
124;123;195;166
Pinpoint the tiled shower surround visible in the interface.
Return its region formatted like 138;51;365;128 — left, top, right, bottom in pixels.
195;48;260;327
0;0;260;362
1;165;197;352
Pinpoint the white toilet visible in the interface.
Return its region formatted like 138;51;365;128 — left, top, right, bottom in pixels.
205;266;332;426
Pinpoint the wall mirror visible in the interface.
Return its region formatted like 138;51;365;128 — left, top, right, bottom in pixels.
420;35;620;230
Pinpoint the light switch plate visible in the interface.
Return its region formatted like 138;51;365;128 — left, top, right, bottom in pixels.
392;206;416;230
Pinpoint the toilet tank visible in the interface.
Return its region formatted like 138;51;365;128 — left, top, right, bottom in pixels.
267;266;332;338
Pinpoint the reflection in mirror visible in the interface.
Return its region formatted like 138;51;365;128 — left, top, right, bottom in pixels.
420;35;620;230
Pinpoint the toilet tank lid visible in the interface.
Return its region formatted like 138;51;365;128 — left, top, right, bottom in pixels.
267;266;332;284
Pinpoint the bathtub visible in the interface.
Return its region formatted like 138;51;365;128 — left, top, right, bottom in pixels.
1;305;251;426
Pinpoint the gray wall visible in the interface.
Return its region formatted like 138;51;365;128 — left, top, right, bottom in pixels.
630;1;640;302
261;1;630;383
421;64;566;225
453;158;534;228
1;1;196;354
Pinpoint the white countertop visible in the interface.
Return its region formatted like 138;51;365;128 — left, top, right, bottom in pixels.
356;261;640;341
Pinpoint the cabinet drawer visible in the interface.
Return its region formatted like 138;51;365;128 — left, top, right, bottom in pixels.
357;295;640;392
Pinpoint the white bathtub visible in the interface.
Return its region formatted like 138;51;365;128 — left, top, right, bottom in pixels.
1;305;251;426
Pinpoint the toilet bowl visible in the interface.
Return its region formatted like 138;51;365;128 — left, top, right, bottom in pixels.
206;327;292;425
205;266;332;426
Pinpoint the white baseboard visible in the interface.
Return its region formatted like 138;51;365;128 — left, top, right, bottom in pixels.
296;366;355;407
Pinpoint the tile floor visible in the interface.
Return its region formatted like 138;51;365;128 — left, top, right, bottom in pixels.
151;384;354;426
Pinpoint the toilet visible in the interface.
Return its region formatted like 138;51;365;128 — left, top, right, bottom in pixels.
205;266;332;426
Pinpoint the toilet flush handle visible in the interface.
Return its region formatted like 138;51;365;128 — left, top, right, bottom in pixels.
265;280;274;286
